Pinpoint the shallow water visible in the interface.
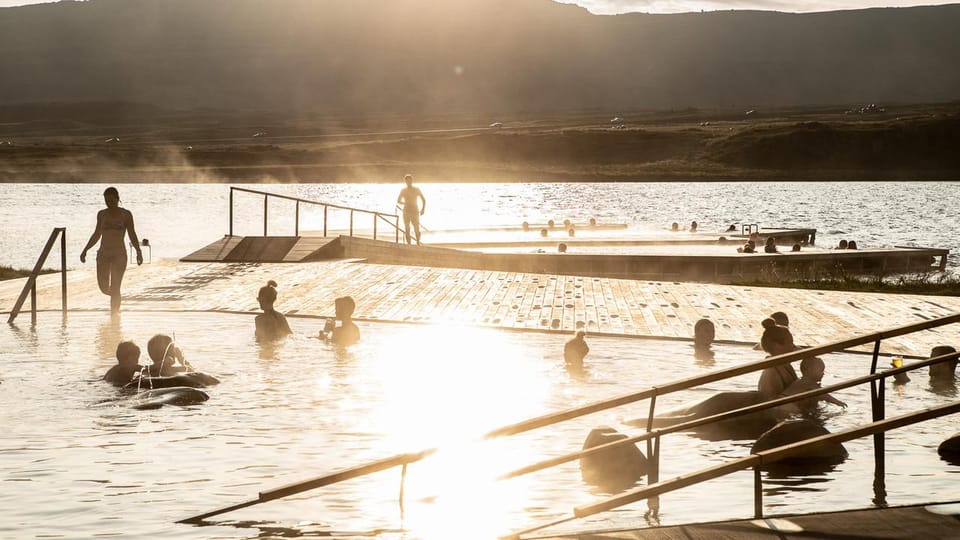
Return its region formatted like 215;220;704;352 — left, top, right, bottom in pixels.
1;182;959;271
1;311;958;539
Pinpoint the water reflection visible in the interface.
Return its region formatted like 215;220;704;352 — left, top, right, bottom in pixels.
95;313;124;361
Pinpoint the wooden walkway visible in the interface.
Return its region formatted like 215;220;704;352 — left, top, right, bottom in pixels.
528;500;960;539
3;258;960;356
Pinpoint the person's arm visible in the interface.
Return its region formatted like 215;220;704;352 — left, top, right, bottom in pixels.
824;393;847;408
80;211;105;263
418;189;426;215
124;209;143;265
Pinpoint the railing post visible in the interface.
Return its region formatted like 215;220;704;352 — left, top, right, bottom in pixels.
349;210;354;237
60;229;67;313
753;465;763;518
229;188;234;236
295;201;300;237
263;194;269;236
398;463;408;524
395;215;400;243
645;394;659;517
872;367;887;506
30;282;37;327
373;213;378;241
323;206;328;237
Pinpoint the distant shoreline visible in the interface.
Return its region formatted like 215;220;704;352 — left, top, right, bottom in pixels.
3;103;959;183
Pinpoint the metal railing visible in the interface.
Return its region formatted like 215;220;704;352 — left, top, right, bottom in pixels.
179;312;960;529
7;227;67;325
228;186;402;242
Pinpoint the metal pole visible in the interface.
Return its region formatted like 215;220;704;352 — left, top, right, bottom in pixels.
295;201;300;237
398;463;408;523
263;194;268;236
323;206;328;237
349;210;354;237
229;188;234;236
30;282;37;327
395;215;399;243
373;214;378;241
873;374;887;505
870;340;881;373
753;465;763;518
60;229;67;313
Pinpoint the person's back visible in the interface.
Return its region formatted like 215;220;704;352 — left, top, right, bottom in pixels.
564;331;589;368
147;334;192;377
255;280;292;342
104;341;143;387
322;296;361;346
782;357;846;411
332;320;360;346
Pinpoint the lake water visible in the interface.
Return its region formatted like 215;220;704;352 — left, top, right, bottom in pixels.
1;182;959;271
2;311;958;540
2;182;960;539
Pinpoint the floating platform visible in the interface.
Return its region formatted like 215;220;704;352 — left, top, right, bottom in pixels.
182;234;948;282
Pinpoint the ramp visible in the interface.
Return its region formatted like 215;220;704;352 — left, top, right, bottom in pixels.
181;236;342;263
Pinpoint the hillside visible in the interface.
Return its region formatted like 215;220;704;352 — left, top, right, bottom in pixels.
2;0;960;113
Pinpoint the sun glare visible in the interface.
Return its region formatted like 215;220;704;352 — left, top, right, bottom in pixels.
362;324;553;538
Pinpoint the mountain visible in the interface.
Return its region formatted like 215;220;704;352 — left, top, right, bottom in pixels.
1;0;959;114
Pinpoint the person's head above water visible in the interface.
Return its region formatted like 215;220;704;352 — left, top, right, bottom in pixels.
103;186;120;208
799;356;826;382
334;296;356;320
838;239;848;249
769;311;789;327
116;340;140;366
929;345;958;380
257;280;279;311
760;318;794;355
147;334;180;364
404;174;413;187
693;318;715;348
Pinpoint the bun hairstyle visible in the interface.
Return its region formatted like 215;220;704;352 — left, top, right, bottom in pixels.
760;317;792;353
258;280;279;303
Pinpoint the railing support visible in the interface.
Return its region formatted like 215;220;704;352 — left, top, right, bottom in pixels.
323;206;328;237
349;210;354;237
263;194;268;236
295;201;300;237
8;227;68;325
753;465;763;518
373;213;378;241
229;188;234;236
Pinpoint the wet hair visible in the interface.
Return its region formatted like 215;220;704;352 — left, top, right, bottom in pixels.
335;296;356;319
558;243;568;253
838;239;848;249
671;222;679;231
769;311;789;327
847;240;858;250
760;318;793;353
258;280;279;303
693;318;715;346
792;243;801;252
103;187;119;199
547;219;555;229
404;174;413;181
116;341;140;364
799;356;825;376
147;334;174;363
930;345;958;378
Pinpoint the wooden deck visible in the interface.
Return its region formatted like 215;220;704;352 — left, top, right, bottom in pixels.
528;500;960;539
3;256;959;356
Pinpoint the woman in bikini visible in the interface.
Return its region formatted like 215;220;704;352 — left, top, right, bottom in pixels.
80;187;143;313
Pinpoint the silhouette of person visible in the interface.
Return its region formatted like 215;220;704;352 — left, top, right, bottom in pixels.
396;174;426;245
929;345;958;381
837;239;848;249
80;187;143;313
693;318;716;363
847;240;858;250
255;280;292;342
103;341;144;387
146;334;193;377
764;237;778;253
689;221;698;233
782;356;847;412
564;330;589;371
757;318;799;400
321;296;360;346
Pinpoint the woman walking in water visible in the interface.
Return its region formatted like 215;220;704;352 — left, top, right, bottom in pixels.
80;187;143;313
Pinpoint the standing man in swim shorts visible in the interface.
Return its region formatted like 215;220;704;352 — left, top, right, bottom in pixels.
396;174;426;245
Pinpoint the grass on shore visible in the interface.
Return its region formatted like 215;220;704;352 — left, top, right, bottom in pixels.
0;266;58;282
732;265;960;296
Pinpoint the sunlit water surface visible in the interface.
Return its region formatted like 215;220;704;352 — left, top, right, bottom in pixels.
1;312;958;539
2;182;959;270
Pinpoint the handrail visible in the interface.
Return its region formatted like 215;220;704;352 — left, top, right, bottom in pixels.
497;350;960;481
7;227;67;325
228;186;402;242
178;311;960;526
574;401;960;518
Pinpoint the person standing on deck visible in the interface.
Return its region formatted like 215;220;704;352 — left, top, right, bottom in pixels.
396;174;426;245
80;187;143;313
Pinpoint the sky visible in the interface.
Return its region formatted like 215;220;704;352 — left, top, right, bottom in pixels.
0;0;955;14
